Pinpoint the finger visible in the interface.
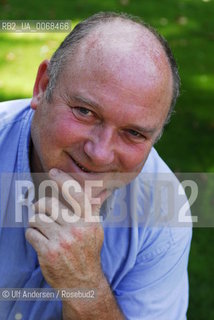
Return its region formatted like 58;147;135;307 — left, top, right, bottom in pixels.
25;227;48;254
49;169;111;208
48;169;111;222
49;169;85;213
33;197;59;222
34;196;82;226
29;213;61;240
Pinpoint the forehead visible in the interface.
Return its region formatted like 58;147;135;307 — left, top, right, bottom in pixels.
57;20;173;126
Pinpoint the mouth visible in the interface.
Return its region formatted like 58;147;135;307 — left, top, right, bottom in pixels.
65;153;130;192
66;153;117;177
66;153;95;174
72;158;92;173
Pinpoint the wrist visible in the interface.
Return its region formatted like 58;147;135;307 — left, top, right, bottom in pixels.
62;275;124;320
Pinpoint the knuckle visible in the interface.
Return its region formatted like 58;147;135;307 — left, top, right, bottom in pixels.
46;245;60;263
59;235;73;250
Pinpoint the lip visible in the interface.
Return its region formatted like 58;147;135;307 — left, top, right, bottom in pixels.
71;157;92;173
65;152;104;176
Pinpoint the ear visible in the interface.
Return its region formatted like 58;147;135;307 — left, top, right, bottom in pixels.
31;60;50;110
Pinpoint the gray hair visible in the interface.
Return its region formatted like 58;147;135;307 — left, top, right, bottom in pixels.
46;12;180;124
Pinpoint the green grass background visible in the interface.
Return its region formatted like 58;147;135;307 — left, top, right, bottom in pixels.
0;0;214;318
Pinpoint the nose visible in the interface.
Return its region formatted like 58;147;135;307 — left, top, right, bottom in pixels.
84;125;115;166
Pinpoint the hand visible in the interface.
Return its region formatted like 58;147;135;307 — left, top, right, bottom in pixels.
25;168;110;290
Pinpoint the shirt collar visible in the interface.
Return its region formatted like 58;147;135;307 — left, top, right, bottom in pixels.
17;104;34;174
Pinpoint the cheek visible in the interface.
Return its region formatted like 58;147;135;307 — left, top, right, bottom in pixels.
120;143;152;172
47;118;87;148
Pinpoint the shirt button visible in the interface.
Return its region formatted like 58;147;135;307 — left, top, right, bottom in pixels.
15;313;23;320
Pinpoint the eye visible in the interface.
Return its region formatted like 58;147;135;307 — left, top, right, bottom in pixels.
126;129;144;139
72;107;94;120
75;107;93;116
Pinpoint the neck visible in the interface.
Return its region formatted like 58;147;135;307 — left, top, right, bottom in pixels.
29;137;49;200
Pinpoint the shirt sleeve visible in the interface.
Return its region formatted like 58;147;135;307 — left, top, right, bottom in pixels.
113;226;192;320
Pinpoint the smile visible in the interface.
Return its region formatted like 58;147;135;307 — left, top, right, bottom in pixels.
67;153;112;175
71;157;92;173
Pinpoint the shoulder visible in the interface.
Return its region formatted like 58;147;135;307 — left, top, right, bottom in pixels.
133;147;192;236
0;99;33;172
0;98;32;129
106;149;192;319
0;98;33;143
103;146;192;266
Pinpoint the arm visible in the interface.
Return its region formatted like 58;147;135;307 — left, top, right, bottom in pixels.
112;225;192;320
25;169;124;319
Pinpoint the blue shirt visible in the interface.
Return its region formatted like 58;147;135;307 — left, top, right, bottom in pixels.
0;99;192;320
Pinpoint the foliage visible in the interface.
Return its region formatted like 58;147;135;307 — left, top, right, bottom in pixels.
0;0;213;318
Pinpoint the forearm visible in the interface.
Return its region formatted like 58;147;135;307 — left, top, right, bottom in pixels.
62;275;125;320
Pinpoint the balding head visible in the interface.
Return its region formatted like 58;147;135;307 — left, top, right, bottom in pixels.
30;12;177;181
46;12;180;125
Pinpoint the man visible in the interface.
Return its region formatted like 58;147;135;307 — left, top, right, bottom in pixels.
0;12;192;319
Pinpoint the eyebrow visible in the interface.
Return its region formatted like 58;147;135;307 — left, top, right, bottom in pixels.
72;94;103;111
71;94;158;134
